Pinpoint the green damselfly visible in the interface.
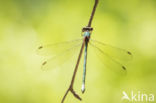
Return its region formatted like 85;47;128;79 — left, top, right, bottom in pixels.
37;0;132;103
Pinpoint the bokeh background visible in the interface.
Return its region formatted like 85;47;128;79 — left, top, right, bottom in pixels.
0;0;156;103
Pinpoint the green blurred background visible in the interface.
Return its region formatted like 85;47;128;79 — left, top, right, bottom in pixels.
0;0;156;103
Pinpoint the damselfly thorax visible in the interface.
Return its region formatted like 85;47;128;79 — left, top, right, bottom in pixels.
82;27;93;43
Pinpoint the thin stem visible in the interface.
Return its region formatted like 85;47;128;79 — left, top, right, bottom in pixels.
61;0;99;102
61;88;70;103
61;39;85;103
87;0;99;27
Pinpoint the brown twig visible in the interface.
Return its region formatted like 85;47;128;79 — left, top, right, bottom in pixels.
87;0;99;27
61;40;85;103
61;0;99;103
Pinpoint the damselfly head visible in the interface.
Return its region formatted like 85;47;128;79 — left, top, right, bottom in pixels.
82;27;93;32
81;27;93;36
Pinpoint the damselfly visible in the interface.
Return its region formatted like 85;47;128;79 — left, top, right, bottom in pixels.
37;0;132;103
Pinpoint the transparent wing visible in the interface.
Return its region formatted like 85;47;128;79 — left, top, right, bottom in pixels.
89;41;132;75
37;39;83;70
90;39;132;62
37;38;83;56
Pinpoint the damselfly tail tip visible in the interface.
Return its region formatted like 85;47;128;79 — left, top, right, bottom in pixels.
81;84;85;94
